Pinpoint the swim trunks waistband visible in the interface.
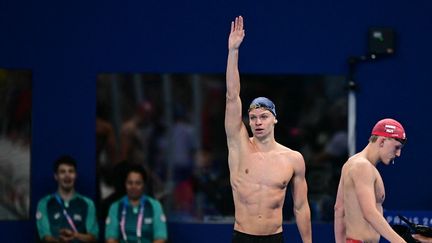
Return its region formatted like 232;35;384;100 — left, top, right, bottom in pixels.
232;230;283;243
346;238;364;243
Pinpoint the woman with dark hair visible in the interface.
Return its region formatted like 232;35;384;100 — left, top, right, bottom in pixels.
105;165;167;243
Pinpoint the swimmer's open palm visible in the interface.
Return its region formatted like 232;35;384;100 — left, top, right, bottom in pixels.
228;16;245;50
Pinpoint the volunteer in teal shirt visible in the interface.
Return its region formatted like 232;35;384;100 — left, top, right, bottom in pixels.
105;165;167;243
36;155;99;243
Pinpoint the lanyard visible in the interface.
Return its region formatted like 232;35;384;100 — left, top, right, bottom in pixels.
120;196;146;243
54;194;78;233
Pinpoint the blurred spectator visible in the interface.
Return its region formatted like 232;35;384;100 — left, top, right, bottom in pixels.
98;160;130;221
190;148;224;219
170;105;197;183
0;69;31;220
0;136;30;219
308;98;348;221
118;101;166;199
119;101;155;165
171;147;231;220
96;102;119;210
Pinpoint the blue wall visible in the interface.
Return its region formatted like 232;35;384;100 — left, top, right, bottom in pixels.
1;0;432;242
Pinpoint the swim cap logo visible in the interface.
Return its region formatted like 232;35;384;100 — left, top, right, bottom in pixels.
249;104;262;110
385;124;396;133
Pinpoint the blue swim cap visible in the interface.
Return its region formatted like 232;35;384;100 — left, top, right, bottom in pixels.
248;97;276;117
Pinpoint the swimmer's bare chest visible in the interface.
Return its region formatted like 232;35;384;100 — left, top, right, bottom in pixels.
231;151;294;203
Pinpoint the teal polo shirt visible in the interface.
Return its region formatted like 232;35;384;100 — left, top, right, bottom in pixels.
105;196;167;243
36;193;99;242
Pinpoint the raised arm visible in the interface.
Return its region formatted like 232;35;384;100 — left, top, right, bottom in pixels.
225;16;246;142
334;175;346;243
291;152;312;243
352;162;406;243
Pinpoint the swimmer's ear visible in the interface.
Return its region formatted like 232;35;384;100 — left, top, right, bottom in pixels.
274;119;278;124
379;137;385;147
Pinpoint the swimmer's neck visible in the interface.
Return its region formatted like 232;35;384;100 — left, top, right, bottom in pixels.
251;137;277;152
358;144;380;166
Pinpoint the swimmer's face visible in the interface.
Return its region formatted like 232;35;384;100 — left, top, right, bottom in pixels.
379;137;404;165
248;108;277;138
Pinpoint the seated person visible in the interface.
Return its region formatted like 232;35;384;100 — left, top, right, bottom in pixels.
36;155;99;243
105;164;167;243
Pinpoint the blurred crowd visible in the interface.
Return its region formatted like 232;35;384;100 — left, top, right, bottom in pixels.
0;69;31;220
